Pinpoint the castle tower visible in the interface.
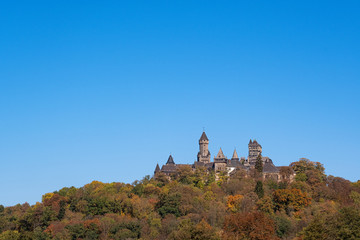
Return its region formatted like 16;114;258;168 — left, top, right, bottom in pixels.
248;139;262;164
214;148;227;172
197;132;211;163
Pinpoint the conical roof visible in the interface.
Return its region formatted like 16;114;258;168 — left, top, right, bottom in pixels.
199;132;209;141
216;148;225;159
249;139;252;144
154;163;160;173
166;155;175;164
232;149;239;159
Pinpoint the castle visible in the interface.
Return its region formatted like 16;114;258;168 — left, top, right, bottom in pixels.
154;132;291;181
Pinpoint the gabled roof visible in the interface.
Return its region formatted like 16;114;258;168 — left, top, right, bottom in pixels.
166;155;175;165
215;148;225;159
199;132;209;141
231;149;239;159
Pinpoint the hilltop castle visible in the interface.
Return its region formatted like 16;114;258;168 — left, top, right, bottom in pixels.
154;132;291;181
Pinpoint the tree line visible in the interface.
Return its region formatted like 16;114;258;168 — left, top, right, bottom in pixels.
1;158;360;239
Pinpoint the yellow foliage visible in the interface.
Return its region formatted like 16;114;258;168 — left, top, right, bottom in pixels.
42;192;54;202
227;194;244;212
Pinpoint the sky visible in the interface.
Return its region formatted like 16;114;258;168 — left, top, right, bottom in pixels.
0;1;359;206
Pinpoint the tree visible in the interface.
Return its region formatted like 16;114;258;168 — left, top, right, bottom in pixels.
157;193;181;218
257;196;274;215
290;158;326;185
255;154;263;173
227;195;244;213
170;219;220;240
192;219;220;240
301;207;360;240
175;165;194;184
254;181;264;199
0;231;20;240
273;189;311;213
274;215;292;238
326;176;352;204
223;211;279;240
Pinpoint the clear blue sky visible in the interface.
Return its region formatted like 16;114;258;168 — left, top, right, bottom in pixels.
1;1;359;206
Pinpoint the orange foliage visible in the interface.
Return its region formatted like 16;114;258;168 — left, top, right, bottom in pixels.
45;222;66;237
223;211;279;240
83;218;101;228
227;195;243;212
273;188;311;212
42;193;67;214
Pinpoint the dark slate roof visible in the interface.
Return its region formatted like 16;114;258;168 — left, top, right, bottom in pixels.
263;162;279;173
205;162;215;169
166;155;175;164
154;164;160;173
199;132;209;141
177;164;192;168
194;161;214;170
161;164;177;173
227;160;246;168
194;161;205;167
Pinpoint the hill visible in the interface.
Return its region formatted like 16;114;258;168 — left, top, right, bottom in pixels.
1;158;360;240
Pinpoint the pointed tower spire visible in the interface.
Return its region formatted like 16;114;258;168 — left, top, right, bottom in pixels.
154;163;160;174
232;149;239;160
166;155;175;165
199;131;209;142
249;139;253;144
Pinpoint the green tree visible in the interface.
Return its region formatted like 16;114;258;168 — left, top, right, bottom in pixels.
157;193;181;217
255;154;263;173
274;215;292;238
0;230;20;240
170;219;219;240
254;181;264;199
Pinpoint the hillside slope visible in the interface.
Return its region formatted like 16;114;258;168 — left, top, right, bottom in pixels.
1;158;360;240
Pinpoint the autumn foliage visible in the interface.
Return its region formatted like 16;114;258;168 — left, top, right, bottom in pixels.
0;159;360;239
223;211;279;240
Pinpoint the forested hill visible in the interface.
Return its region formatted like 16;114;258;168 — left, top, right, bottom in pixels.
1;159;360;240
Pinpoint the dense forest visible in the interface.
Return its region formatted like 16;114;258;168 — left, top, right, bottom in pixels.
1;158;360;240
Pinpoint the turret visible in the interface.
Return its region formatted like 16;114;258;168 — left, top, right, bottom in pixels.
231;149;239;161
197;131;211;163
154;163;160;175
166;155;175;165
